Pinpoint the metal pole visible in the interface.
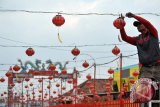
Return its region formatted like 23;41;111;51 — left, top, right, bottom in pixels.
42;78;44;107
94;63;96;98
22;78;24;107
27;90;28;107
49;80;51;106
119;53;123;106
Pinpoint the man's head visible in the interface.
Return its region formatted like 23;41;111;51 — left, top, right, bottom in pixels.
133;21;148;35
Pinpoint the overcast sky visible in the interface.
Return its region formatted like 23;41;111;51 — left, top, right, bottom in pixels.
0;0;160;97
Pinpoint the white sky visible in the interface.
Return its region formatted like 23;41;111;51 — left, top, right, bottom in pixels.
0;0;160;98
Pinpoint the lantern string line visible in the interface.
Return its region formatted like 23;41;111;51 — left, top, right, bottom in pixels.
0;9;160;16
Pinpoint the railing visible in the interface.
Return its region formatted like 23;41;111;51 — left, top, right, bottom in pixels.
50;99;140;107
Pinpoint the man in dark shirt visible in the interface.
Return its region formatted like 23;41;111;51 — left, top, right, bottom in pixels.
119;12;160;107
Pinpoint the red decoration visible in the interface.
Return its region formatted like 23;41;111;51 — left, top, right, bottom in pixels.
25;77;30;82
133;71;139;77
0;77;5;82
26;48;35;56
53;91;56;94
48;76;53;80
62;87;66;90
52;14;65;27
86;81;91;86
112;45;120;56
67;79;72;84
38;79;42;83
49;64;56;71
86;74;91;80
17;79;21;83
5;72;12;77
11;83;15;87
113;17;126;29
108;77;114;82
13;64;20;72
61;69;67;75
130;79;135;84
56;83;60;87
25;85;28;88
30;83;33;86
82;60;89;68
47;85;51;89
108;68;114;74
4;92;7;94
71;47;80;56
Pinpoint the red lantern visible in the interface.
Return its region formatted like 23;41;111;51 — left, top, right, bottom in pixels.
113;17;126;29
133;71;139;77
61;69;67;75
86;81;91;86
67;79;72;84
25;77;30;82
52;14;65;27
17;79;21;83
49;64;56;71
38;79;42;83
11;83;15;87
25;85;28;88
82;60;89;68
86;74;91;80
26;48;35;56
48;76;53;80
108;68;114;74
112;45;120;56
130;79;135;84
47;85;51;89
71;47;80;56
56;83;60;87
108;77;114;82
5;72;12;77
30;83;33;86
62;87;66;90
39;90;42;93
4;92;7;94
53;91;56;94
13;64;20;72
0;77;5;82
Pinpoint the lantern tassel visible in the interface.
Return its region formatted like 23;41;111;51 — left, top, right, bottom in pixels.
58;32;63;43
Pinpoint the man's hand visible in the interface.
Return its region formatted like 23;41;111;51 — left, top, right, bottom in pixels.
126;12;135;18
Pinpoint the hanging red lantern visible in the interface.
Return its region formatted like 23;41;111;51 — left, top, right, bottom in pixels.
52;14;65;27
38;79;42;83
11;83;15;87
86;74;91;80
25;85;28;88
30;83;33;87
47;85;51;89
17;79;21;83
108;68;114;74
53;91;56;94
86;81;91;86
49;64;56;71
25;77;30;82
4;92;7;94
32;92;35;95
113;17;126;29
133;71;139;77
13;64;20;72
61;69;67;75
1;94;3;97
0;77;5;82
52;14;65;43
62;87;66;90
48;76;53;80
67;79;72;84
130;79;135;84
5;72;12;77
112;45;120;56
56;83;60;87
108;77;114;82
26;48;35;56
82;60;89;68
71;47;80;56
39;90;42;93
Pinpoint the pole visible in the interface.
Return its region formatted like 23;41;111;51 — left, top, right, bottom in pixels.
22;78;24;107
119;53;123;106
42;78;44;107
93;63;96;101
27;90;28;107
49;80;51;106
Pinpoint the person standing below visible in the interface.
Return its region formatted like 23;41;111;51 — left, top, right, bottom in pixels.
119;12;160;107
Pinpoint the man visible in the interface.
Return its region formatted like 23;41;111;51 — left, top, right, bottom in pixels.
119;12;160;107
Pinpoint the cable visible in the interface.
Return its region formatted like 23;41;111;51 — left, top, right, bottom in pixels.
0;10;160;16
